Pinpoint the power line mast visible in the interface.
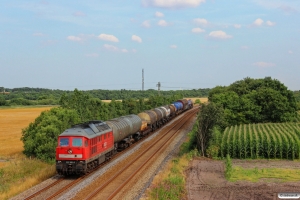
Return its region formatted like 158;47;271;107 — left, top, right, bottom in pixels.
156;82;161;95
142;69;144;91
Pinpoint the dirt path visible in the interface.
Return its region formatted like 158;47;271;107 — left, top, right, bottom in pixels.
186;158;300;200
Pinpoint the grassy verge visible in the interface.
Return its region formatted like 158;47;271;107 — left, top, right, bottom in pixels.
144;124;199;200
146;150;199;200
0;154;55;200
229;166;300;182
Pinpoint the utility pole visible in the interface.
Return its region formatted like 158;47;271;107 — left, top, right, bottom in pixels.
142;69;144;91
156;82;161;95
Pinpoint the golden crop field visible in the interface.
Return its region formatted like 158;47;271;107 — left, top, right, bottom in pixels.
186;97;208;103
0;107;53;157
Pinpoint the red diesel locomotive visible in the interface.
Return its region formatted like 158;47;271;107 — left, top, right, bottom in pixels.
56;120;115;175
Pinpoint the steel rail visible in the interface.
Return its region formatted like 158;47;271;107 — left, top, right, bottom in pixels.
23;177;64;200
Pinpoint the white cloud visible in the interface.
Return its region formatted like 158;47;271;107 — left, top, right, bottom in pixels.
98;34;119;42
288;50;293;54
253;62;275;68
141;20;151;28
73;11;86;17
234;24;241;29
170;45;177;48
253;18;264;26
266;20;276;26
142;0;206;9
158;19;168;26
191;27;205;33
85;53;99;57
155;11;164;17
132;49;137;53
103;44;128;53
132;35;142;43
103;44;119;51
67;35;82;42
208;31;232;39
241;46;249;50
193;18;208;26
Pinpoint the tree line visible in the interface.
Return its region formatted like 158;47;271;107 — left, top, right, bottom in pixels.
0;87;210;106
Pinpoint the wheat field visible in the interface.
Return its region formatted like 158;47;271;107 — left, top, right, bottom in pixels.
0;107;53;157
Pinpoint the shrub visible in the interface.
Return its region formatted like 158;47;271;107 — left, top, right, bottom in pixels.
225;154;232;179
194;99;201;104
21;107;80;163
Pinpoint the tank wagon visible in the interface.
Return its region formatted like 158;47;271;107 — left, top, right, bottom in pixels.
187;99;194;109
56;99;193;175
177;99;189;111
106;114;142;150
138;110;157;132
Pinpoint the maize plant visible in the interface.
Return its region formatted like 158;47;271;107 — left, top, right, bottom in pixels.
220;122;300;159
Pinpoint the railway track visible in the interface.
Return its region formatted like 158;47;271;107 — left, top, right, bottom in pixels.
73;107;198;200
23;177;64;200
22;106;198;200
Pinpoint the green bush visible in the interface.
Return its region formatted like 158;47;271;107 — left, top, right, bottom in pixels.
21;107;80;163
194;99;201;104
206;145;219;158
9;98;34;105
225;154;232;179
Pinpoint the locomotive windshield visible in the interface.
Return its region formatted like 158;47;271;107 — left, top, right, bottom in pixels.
59;138;69;146
72;138;83;147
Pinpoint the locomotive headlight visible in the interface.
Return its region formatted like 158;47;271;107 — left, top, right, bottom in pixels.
57;161;61;163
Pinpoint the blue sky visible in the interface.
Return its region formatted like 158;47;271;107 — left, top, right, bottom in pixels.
1;0;299;91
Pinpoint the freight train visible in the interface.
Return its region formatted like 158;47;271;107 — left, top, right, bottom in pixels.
56;99;193;175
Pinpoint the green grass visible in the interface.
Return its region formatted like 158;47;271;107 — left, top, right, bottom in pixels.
229;166;300;182
149;158;187;200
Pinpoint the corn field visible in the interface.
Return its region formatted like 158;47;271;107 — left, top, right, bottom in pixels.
220;123;300;159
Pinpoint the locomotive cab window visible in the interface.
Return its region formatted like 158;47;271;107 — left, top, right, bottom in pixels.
59;138;69;146
72;138;82;147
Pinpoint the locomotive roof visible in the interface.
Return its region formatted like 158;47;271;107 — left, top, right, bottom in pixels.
59;120;112;139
